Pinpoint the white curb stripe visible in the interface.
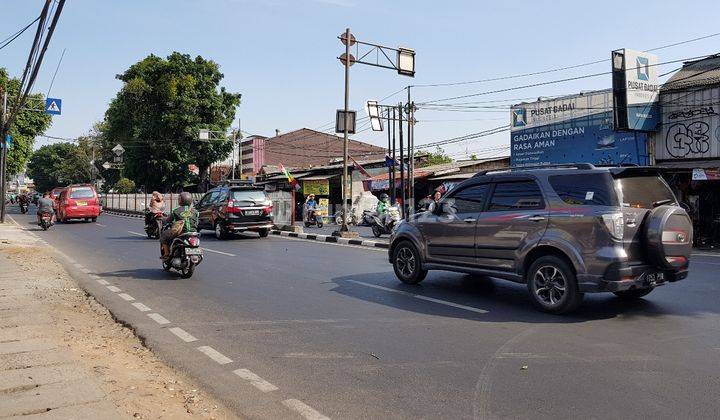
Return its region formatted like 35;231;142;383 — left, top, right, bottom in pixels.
96;279;109;285
147;313;170;325
282;399;330;420
132;302;152;312
106;285;121;293
118;293;135;301
197;346;232;365
232;368;279;392
168;327;198;343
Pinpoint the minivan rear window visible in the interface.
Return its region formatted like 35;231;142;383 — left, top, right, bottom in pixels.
548;173;617;206
615;176;676;209
231;189;267;203
69;187;95;199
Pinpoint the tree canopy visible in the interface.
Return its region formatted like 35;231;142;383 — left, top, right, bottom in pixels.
417;147;452;167
26;141;94;193
103;52;240;191
0;68;53;175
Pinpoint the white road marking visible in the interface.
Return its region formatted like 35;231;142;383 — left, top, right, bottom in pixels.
81;267;91;273
106;285;121;293
232;368;279;392
95;223;106;227
73;262;83;268
132;302;152;312
118;293;135;301
347;280;489;314
201;247;236;257
147;313;171;325
282;399;330;420
196;346;232;365
692;252;720;258
168;327;198;343
96;279;109;285
127;231;146;237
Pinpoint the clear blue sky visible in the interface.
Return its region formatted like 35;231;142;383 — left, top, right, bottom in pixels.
2;0;720;159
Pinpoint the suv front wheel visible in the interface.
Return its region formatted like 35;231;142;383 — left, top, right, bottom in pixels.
392;241;427;285
526;256;583;314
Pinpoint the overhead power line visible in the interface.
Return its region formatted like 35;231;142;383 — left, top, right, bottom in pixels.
0;16;41;51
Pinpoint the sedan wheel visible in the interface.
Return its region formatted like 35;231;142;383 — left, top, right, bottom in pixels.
214;222;227;240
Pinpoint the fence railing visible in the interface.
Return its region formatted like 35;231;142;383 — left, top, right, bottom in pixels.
100;193;204;214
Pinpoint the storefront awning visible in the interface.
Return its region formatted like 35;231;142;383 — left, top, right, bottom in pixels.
299;174;339;181
428;172;476;181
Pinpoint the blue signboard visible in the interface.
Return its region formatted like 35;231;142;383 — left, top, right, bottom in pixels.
45;98;62;115
510;91;649;167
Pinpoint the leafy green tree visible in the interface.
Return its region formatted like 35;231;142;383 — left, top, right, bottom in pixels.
26;142;94;192
469;154;478;161
103;52;240;191
417;147;452;167
0;68;53;175
114;177;135;193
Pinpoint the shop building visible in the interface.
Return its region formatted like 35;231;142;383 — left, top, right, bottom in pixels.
650;54;720;246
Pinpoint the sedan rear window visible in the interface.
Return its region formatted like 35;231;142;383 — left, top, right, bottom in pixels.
615;176;676;209
231;190;267;203
548;173;617;206
69;187;95;199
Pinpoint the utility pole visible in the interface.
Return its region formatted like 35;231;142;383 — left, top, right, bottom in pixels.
386;108;393;204
1;92;7;224
407;85;415;216
238;116;243;179
338;27;352;234
398;102;405;218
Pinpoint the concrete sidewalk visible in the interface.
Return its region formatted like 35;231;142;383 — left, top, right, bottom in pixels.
0;221;233;419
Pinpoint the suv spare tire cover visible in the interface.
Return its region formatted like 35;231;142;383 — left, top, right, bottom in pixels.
643;205;693;270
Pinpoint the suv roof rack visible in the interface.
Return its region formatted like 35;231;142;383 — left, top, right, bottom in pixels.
223;179;255;187
473;163;596;177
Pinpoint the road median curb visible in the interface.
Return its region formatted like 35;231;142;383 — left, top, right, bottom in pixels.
271;229;389;249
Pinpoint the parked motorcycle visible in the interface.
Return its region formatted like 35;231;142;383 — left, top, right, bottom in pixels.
360;209;376;227
144;210;165;239
39;212;54;231
303;204;324;228
333;207;358;226
162;231;203;278
371;206;402;237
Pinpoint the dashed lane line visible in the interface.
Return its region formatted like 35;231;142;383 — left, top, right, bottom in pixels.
96;279;109;286
132;302;152;312
118;293;135;301
346;280;489;314
106;285;121;293
196;346;233;365
147;313;171;325
282;399;331;420
95;223;106;227
168;327;198;343
127;231;146;237
232;368;279;393
201;247;236;257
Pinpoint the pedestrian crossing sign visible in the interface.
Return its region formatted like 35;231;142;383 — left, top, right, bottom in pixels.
45;98;62;115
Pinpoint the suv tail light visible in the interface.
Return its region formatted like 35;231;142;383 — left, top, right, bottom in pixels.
263;204;273;215
601;213;624;240
225;199;241;214
187;236;200;247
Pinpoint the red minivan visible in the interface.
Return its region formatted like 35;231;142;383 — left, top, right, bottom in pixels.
57;184;102;223
50;186;65;212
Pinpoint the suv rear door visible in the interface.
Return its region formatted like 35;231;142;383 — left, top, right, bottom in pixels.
421;183;489;266
475;179;548;271
197;190;220;229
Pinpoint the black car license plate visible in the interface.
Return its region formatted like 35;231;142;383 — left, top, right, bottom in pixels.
245;210;261;216
645;271;665;287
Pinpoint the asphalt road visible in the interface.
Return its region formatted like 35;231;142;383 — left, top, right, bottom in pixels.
8;206;720;419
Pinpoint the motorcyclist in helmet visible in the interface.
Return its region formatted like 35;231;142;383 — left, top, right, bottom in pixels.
376;193;390;225
160;192;199;260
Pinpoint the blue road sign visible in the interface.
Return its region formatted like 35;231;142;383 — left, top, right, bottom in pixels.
45;98;62;115
3;135;12;150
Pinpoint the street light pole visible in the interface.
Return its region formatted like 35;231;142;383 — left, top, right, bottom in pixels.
0;92;7;224
340;27;351;233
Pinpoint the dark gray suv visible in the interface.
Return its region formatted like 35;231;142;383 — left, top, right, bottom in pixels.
389;164;693;314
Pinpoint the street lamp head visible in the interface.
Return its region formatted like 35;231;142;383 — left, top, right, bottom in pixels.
397;47;415;77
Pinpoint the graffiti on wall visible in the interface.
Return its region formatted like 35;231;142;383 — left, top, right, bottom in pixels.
667;106;717;121
665;121;712;158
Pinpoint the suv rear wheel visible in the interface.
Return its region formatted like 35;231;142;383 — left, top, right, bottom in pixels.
526;256;583;314
214;222;228;240
613;288;653;300
392;241;427;285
